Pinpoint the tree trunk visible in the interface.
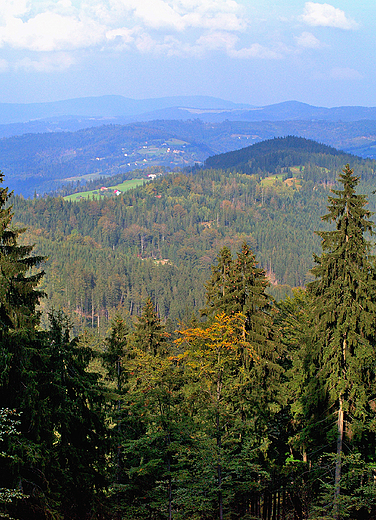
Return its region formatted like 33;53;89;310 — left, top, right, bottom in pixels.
334;336;346;519
117;357;122;520
334;395;344;519
217;410;223;520
217;367;223;520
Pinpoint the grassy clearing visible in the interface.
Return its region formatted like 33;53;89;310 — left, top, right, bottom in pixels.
64;178;146;201
261;174;284;186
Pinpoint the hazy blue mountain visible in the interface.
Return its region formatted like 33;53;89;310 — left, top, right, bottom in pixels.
3;96;376;197
3;116;376;197
0;95;252;125
3;97;376;130
226;101;376;123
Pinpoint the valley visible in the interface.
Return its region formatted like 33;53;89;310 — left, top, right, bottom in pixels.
3;98;376;520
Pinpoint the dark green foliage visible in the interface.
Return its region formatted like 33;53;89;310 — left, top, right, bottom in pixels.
103;315;130;391
3;312;109;520
132;297;168;355
0;172;44;334
308;164;376;436
5;156;376;519
205;136;351;175
290;165;376;518
202;242;278;371
201;246;234;316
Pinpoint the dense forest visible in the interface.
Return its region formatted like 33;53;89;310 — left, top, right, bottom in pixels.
10;137;376;333
2;160;376;520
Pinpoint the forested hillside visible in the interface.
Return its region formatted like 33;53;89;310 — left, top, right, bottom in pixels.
3;163;376;520
11;136;376;333
5;117;376;197
1;124;213;196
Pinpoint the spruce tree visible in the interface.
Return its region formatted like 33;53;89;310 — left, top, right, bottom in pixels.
132;297;167;355
0;173;44;335
201;242;279;378
197;244;283;518
102;315;130;518
201;246;234;317
306;164;376;518
0;172;45;415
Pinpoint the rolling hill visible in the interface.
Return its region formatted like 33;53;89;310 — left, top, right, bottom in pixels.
12;136;376;332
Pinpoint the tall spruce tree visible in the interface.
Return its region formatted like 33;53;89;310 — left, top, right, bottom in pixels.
201;246;234;317
197;244;283;518
132;297;167;355
102;316;130;519
201;242;280;397
306;164;376;518
0;172;45;465
0;172;44;336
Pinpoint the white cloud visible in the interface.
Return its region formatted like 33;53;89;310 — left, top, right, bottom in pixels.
0;0;248;58
15;52;75;71
196;31;238;52
295;31;322;49
195;31;282;59
106;26;135;49
0;1;311;67
0;10;106;51
107;0;246;32
0;0;29;20
229;43;282;59
300;2;359;30
129;0;185;30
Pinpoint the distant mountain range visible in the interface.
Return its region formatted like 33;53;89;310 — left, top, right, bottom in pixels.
3;95;376;197
3;96;376;130
0;95;251;125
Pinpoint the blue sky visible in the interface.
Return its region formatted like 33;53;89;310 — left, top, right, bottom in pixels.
0;1;372;107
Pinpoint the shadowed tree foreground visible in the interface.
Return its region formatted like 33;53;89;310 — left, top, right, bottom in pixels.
2;167;376;519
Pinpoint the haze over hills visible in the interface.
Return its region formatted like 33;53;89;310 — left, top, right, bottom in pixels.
0;95;252;125
4;117;376;197
3;96;376;131
3;95;376;196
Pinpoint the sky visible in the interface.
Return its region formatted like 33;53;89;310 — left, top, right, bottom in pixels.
0;0;373;107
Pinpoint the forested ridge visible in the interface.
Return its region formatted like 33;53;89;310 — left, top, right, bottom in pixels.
5;116;376;197
10;137;376;332
2;159;376;519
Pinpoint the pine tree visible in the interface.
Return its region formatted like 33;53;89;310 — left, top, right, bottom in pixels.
103;315;129;393
132;297;167;355
119;303;185;520
0;173;44;335
188;245;284;518
201;246;234;317
202;242;274;328
102;315;130;519
0;172;45;419
306;164;376;518
201;242;281;414
32;311;108;520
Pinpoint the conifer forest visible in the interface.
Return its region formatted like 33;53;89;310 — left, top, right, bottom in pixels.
2;137;376;520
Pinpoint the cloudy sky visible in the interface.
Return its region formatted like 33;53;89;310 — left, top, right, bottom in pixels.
0;1;373;107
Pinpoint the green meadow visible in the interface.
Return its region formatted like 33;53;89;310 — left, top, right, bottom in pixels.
64;178;146;201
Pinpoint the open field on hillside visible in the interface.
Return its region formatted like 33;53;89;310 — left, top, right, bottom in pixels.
64;178;146;201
